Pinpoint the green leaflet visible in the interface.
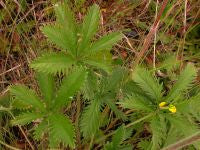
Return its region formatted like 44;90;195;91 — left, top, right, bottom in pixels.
31;52;75;74
166;64;197;102
104;126;132;150
133;66;163;101
11;112;43;126
33;120;47;140
41;25;75;53
78;4;100;54
150;116;166;150
119;94;154;112
10;85;45;111
83;59;112;73
111;126;125;147
54;3;77;54
80;99;102;138
105;98;127;121
54;68;87;110
89;32;123;54
83;50;112;73
49;113;75;148
36;72;54;107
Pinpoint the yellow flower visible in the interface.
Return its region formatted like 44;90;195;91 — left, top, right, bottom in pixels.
169;104;176;113
159;102;167;108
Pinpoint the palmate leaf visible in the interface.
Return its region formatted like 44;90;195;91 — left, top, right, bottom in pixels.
166;63;197;102
133;67;163;101
11;112;43;126
49;113;75;148
10;85;45;111
89;32;123;54
80;99;102;137
54;68;87;110
31;52;75;74
78;4;100;54
36;72;54;107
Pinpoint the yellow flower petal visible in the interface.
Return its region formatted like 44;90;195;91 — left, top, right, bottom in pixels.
169;104;176;113
159;102;167;108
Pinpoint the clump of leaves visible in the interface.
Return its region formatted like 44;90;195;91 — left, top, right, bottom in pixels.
10;69;87;148
120;64;200;149
80;67;128;138
31;2;122;74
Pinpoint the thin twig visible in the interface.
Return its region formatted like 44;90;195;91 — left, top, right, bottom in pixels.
0;140;20;150
8;112;35;150
153;0;159;70
0;64;21;76
123;35;138;54
95;113;154;143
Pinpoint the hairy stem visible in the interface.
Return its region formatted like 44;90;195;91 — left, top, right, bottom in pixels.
75;93;81;146
162;131;200;150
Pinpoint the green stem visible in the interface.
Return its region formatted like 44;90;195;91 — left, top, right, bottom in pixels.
95;113;154;143
125;113;154;128
88;135;94;150
75;93;81;146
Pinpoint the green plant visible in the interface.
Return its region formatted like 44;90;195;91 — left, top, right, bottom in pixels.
120;64;200;149
31;3;122;74
10;68;87;148
3;1;200;149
